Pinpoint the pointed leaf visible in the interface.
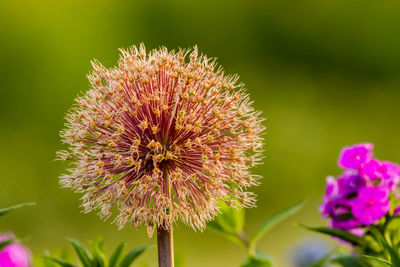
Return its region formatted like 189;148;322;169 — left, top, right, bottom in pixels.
380;240;400;265
108;242;126;267
207;221;244;246
90;238;106;267
207;220;226;234
363;255;392;266
0;202;35;217
250;201;304;245
369;227;400;266
44;256;76;267
299;224;368;247
120;244;153;267
67;238;92;267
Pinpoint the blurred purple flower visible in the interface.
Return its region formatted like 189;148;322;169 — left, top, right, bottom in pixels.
319;177;340;217
320;196;353;218
330;217;360;230
0;233;31;267
337;171;367;197
338;143;373;170
379;161;400;191
325;176;338;197
394;205;400;216
381;161;400;178
361;159;383;180
361;160;400;191
320;174;359;225
290;239;331;267
351;186;389;225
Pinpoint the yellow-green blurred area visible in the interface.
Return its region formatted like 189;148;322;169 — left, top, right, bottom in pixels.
1;0;400;266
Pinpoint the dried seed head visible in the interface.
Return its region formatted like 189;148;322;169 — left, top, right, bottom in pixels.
58;43;265;236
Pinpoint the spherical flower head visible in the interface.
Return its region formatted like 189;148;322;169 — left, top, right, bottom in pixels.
351;186;389;225
58;44;265;236
338;143;373;170
0;233;31;267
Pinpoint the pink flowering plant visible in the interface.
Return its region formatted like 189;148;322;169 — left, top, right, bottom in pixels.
304;143;400;265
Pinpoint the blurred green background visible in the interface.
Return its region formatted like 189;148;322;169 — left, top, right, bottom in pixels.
1;0;400;266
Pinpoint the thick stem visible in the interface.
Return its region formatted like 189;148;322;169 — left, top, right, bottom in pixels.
157;226;174;267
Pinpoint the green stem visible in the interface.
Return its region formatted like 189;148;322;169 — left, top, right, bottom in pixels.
237;230;256;256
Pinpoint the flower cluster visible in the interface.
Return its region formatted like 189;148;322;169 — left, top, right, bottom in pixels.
320;143;400;235
58;44;264;236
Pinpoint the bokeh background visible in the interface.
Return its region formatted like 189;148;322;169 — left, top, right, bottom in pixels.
1;0;400;266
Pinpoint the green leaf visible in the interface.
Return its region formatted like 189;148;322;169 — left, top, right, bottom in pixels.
241;254;272;267
108;242;126;267
120;244;153;267
207;220;226;234
44;256;76;267
250;201;304;245
299;224;368;247
369;227;400;266
0;202;35;217
381;241;400;265
215;201;245;234
0;239;14;251
67;238;92;267
330;256;372;267
207;221;244;246
363;255;392;266
90;238;106;267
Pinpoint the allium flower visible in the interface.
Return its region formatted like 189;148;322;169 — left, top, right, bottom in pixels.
320;143;400;236
338;143;373;170
0;233;31;267
58;44;265;236
351;186;389;225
